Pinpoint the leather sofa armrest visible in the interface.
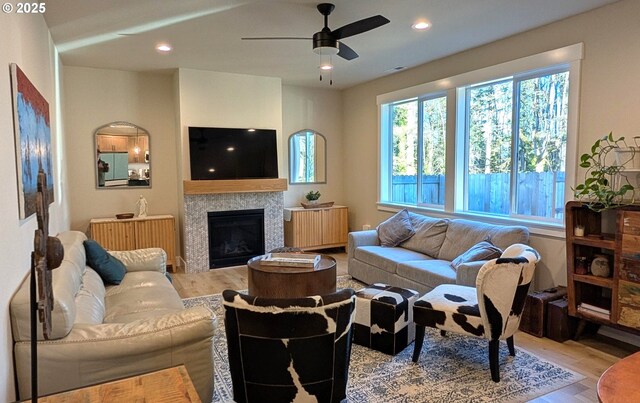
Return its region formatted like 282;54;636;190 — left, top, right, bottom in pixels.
15;306;216;401
348;230;380;258
109;248;167;274
455;260;489;287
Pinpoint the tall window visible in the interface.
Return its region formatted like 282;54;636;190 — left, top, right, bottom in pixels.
464;69;569;220
387;95;446;207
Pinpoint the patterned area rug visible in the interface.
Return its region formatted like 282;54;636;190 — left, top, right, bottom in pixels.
183;276;584;403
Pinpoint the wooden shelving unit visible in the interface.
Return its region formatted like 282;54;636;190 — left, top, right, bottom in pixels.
565;201;640;334
284;205;348;251
89;215;176;271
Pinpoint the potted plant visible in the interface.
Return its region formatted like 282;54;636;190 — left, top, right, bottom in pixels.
305;190;321;204
574;132;639;211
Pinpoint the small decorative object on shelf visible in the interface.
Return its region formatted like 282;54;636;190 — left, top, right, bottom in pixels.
115;213;134;220
136;195;148;217
574;225;585;237
301;201;334;209
305;190;321;204
573;132;640;212
590;254;611;277
575;256;588;275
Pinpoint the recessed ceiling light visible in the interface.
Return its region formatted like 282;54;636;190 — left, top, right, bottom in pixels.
208;168;215;172
320;64;333;71
156;43;172;52
412;21;431;30
247;128;256;132
227;147;235;152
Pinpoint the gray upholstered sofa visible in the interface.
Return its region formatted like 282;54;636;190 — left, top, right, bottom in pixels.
10;231;216;401
348;212;529;294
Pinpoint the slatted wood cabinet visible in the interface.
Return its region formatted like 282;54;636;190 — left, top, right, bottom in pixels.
565;201;640;334
284;206;348;251
90;214;176;271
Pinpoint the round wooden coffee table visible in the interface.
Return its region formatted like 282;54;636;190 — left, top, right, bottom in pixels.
247;254;336;298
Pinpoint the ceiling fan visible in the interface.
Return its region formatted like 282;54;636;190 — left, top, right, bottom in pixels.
242;3;390;61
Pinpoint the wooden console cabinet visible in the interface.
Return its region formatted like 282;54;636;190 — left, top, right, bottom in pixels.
565;201;640;335
89;215;176;271
284;206;348;251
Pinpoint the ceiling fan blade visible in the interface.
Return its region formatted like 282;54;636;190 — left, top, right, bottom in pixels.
332;15;390;40
241;37;311;40
337;42;358;60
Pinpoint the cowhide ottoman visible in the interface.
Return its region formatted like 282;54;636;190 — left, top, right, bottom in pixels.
353;283;419;355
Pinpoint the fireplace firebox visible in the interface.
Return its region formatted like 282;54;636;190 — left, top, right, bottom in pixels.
208;209;265;268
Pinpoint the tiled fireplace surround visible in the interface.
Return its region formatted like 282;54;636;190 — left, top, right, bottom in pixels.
183;191;284;273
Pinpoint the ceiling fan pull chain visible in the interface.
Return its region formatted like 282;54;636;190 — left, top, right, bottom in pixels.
329;59;333;85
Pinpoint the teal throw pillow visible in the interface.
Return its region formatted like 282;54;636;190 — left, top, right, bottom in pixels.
83;239;126;285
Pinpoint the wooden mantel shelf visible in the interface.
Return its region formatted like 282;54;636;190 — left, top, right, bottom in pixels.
183;178;288;195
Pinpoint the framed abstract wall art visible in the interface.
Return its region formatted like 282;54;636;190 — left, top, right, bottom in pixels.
11;63;54;219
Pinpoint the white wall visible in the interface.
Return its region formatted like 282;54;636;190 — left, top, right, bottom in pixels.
342;0;640;289
176;68;283;180
282;85;344;208
63;67;178;237
0;14;67;401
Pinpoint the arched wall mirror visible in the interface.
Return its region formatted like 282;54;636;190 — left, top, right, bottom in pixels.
95;122;151;189
288;130;326;184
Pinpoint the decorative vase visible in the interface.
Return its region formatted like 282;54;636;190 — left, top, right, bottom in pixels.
590;254;610;277
575;257;588;275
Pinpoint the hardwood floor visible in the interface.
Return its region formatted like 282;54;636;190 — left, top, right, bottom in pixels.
172;251;635;403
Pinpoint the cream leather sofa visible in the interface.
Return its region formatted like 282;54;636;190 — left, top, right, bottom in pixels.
10;231;216;401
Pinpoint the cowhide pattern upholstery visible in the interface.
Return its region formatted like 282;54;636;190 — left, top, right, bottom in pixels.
222;288;356;403
412;244;540;382
353;283;419;355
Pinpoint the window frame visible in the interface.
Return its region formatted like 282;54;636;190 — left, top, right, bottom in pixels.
383;94;448;209
377;44;583;236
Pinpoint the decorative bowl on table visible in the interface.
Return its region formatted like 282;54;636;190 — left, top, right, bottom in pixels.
300;201;334;209
115;213;134;219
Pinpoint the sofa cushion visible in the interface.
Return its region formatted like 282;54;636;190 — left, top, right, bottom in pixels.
354;246;431;274
74;268;106;325
84;239;126;285
377;209;415;247
400;213;449;257
450;241;502;270
437;219;529;262
396;260;457;290
103;271;184;323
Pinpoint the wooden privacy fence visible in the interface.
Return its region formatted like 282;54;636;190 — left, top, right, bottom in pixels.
391;171;565;219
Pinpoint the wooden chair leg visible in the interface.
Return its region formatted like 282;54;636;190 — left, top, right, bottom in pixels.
412;325;426;362
489;339;500;382
506;335;515;356
440;330;446;337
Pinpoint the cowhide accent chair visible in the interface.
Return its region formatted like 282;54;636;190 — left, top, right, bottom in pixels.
222;288;356;403
412;244;540;382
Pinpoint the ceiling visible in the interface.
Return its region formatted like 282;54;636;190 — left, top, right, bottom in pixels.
44;0;618;89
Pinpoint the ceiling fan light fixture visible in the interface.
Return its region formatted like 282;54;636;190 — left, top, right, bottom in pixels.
313;45;339;56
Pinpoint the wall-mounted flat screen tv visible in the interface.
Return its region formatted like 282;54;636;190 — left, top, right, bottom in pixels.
188;127;278;180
